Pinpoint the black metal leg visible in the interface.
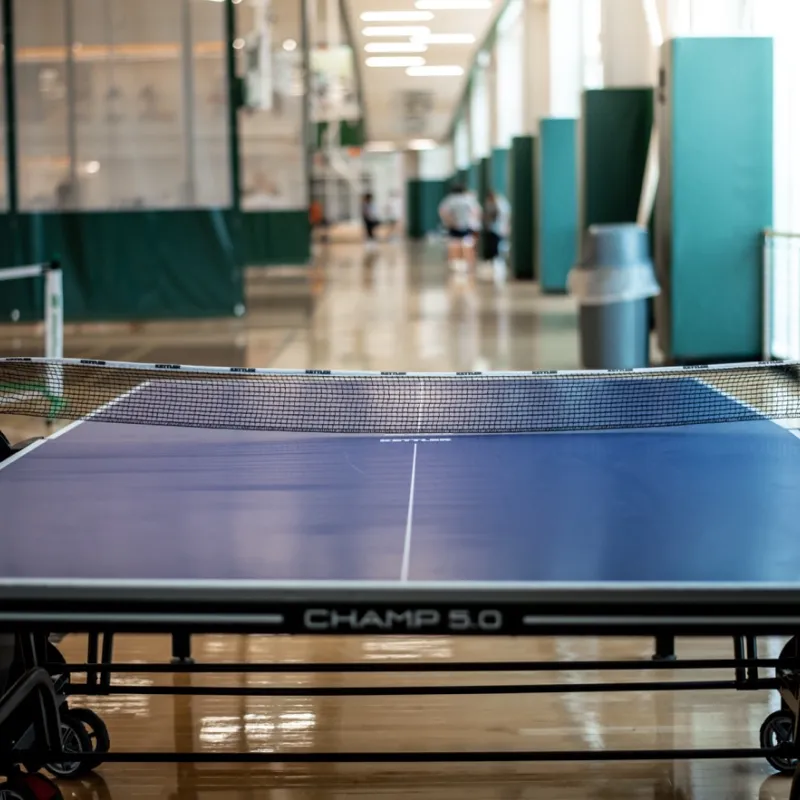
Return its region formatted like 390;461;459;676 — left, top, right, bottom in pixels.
791;769;800;800
86;632;99;689
732;636;746;685
171;633;193;664
100;632;114;692
745;635;759;686
652;634;676;661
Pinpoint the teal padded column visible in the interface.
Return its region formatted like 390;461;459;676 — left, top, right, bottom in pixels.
537;118;578;293
457;168;469;187
406;179;447;239
656;37;773;362
478;156;490;258
510;135;535;280
490;147;509;197
468;161;479;192
579;88;653;231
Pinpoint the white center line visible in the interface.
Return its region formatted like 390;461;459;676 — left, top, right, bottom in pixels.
400;378;426;582
400;441;418;582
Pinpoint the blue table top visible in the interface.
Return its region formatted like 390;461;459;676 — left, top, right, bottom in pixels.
3;412;800;589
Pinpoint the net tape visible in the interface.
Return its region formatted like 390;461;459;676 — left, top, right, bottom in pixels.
1;357;800;435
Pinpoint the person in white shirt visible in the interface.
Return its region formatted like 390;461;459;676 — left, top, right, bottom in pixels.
438;183;482;272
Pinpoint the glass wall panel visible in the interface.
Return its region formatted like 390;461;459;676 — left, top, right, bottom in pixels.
237;0;307;210
15;0;71;209
0;0;7;209
14;0;229;210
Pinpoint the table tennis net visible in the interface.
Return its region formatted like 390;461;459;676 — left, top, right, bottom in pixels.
2;358;800;434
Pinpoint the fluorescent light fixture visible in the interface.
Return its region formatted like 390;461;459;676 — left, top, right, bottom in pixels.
360;11;434;22
406;64;464;76
416;0;491;8
412;33;476;44
282;38;298;52
366;56;426;67
361;25;431;37
408;139;437;150
364;42;428;53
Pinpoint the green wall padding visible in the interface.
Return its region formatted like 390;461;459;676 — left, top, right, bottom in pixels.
0;210;244;323
580;88;653;231
490;147;509;197
510;135;535;280
478;156;491;259
457;168;469;187
537;118;578;293
468;162;479;193
407;178;447;239
656;37;773;362
242;210;311;266
314;118;366;149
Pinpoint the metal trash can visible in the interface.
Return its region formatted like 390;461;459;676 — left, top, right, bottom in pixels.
568;224;660;369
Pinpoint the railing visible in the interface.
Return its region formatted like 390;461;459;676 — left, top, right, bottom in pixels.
763;230;800;361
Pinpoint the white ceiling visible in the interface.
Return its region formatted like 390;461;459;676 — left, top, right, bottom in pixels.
342;0;505;144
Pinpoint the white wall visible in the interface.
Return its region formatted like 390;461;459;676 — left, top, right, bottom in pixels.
364;151;405;223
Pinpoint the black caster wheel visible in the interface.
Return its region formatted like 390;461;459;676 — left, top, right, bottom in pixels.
45;711;94;779
0;773;63;800
760;709;798;774
66;707;110;769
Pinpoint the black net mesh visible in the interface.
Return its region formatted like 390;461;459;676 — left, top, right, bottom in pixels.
2;358;800;435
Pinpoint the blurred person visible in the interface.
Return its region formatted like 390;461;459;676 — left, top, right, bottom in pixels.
438;183;482;273
362;192;380;251
482;189;511;282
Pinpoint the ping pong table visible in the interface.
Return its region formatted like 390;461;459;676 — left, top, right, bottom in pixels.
2;357;800;794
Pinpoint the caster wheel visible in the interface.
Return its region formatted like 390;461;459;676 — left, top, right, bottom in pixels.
66;707;110;769
45;712;94;779
760;709;798;774
0;773;63;800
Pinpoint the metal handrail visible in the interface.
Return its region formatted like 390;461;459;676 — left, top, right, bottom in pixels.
764;229;800;240
763;230;800;361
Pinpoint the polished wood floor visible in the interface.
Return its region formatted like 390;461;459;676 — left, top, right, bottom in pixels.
0;243;792;798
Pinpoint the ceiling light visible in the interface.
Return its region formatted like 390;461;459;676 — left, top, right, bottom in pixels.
406;65;464;76
365;42;428;53
360;11;434;22
282;39;297;52
412;33;476;44
408;139;437;150
361;26;431;37
232;38;245;50
416;0;491;8
366;56;426;67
